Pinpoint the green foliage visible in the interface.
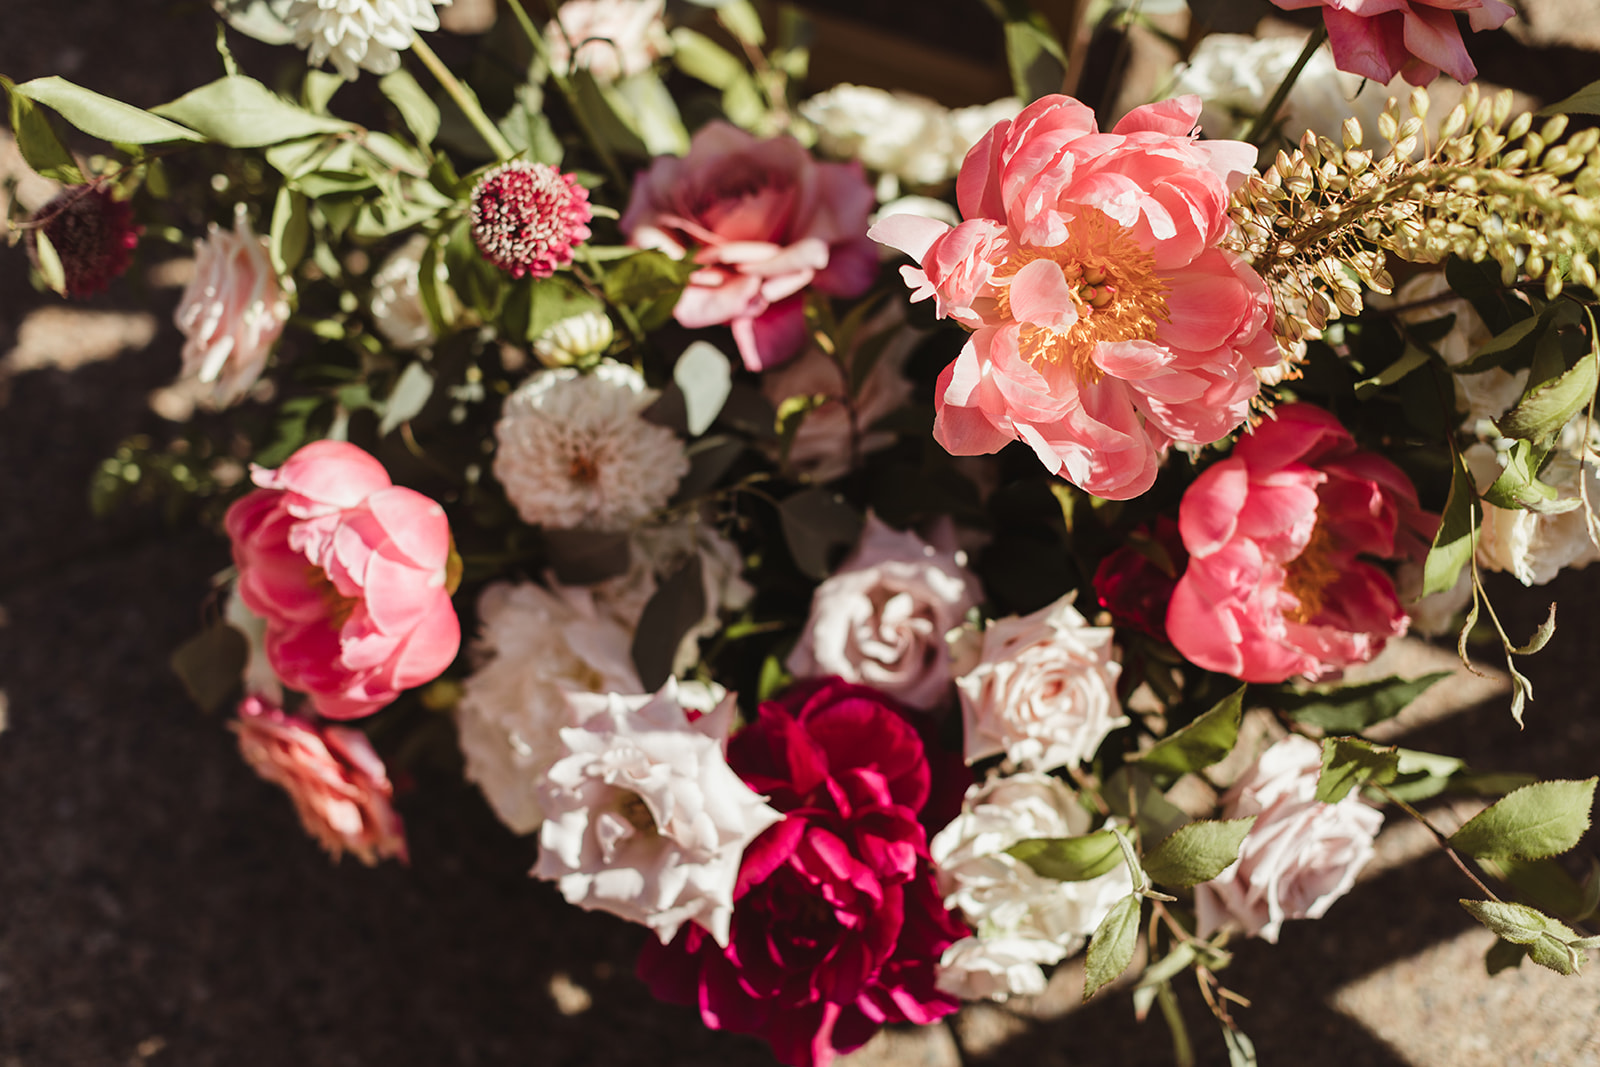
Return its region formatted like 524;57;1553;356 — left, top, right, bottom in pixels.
380;69;441;146
1084;893;1143;1001
1134;687;1245;786
1142;818;1257;888
674;341;733;437
3;77;84;183
631;555;708;690
153;75;351;147
601;251;698;332
1317;737;1399;803
1448;778;1597;860
778;488;861;580
11;75;202;143
170;622;248;714
1274;672;1451;733
1459;899;1600;976
981;0;1068;103
1007;831;1125;882
1422;450;1480;598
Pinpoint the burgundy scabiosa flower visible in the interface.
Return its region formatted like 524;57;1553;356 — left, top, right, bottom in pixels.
469;160;593;279
26;183;141;298
637;678;968;1067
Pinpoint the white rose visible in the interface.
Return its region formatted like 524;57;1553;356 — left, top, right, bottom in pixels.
956;592;1125;772
370;236;445;350
1467;439;1600;587
786;514;981;710
1196;735;1383;944
931;773;1134;1001
533;680;781;946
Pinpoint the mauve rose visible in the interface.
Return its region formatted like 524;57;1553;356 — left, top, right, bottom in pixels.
620;122;878;371
1167;403;1434;684
871;94;1279;499
174;208;290;409
787;515;981;711
232;695;408;865
1270;0;1514;85
1196;735;1383;943
956;593;1126;772
225;440;461;720
637;679;968;1067
1093;515;1188;642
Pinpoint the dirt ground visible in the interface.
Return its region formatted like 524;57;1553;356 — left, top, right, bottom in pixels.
3;3;1600;1066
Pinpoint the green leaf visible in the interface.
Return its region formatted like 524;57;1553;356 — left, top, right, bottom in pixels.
601;250;696;331
1104;766;1191;844
1007;831;1124;882
673;435;744;504
1083;893;1142;1001
983;0;1067;103
301;69;343;114
268;186;308;277
3;79;84;183
1222;1026;1259;1067
1355;344;1431;396
1278;672;1451;733
31;227;67;296
670;28;747;90
1458;311;1544;372
1538;78;1600;116
674;341;732;437
630;554;707;690
544;528;633;585
778;488;862;580
170;621;248;713
1495;341;1599;446
378;361;434;436
521;275;605;344
1317;737;1399;803
1460;900;1588;976
216;0;296;45
717;0;767;45
757;654;792;702
379;68;440;145
13;76;202;143
1421;451;1479;597
1479;855;1600;923
1482;438;1580;514
568;69;648;158
1142;818;1257;888
1134;687;1245;785
1448;778;1597;860
610;72;690;157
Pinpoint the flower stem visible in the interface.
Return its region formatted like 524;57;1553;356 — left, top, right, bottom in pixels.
410;36;516;162
1372;781;1503;902
1243;25;1329;149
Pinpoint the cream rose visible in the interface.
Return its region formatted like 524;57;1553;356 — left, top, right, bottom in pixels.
1196;735;1383;944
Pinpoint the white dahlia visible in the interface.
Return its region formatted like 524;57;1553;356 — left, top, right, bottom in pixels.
285;0;451;80
494;361;689;531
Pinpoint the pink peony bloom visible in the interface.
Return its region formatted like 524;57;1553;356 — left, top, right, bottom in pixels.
174;208;291;409
871;94;1279;500
637;679;968;1067
232;695;409;865
470;160;593;279
1196;735;1383;943
225;440;462;720
1270;0;1514;85
1166;403;1434;684
620;122;878;372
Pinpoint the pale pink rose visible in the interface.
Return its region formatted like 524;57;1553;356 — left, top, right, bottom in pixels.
620;122;878;371
956;593;1126;772
871;94;1279;500
1166;403;1434;684
787;515;981;710
533;680;781;946
225;440;462;720
174;208;290;409
232;695;409;865
760;302;918;482
1270;0;1514;85
545;0;667;82
1196;735;1383;943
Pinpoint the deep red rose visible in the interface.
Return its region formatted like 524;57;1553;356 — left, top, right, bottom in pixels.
637;678;968;1067
1094;515;1189;642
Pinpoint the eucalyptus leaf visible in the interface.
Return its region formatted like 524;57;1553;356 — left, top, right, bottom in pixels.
1448;778;1597;860
14;76;202;143
378;362;434;435
674;341;733;437
170;621;248;713
778;488;861;580
630;555;708;689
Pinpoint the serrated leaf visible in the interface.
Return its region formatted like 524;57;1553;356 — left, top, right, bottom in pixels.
1483;439;1579;514
674;341;732;437
1479;855;1599;923
170;622;248;713
1528;933;1584;975
1318;737;1399;803
1538;78;1600;116
14;76;202;143
1143;818;1257;888
1422;451;1479;597
1448;778;1597;860
1007;831;1124;882
1495;344;1599;446
379;68;440;145
778;488;861;579
1511;603;1557;655
1134;687;1245;785
630;554;707;690
1084;893;1142;1001
1279;672;1451;733
378;361;434;435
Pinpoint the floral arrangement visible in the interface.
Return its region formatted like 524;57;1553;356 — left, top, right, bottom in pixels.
9;0;1600;1062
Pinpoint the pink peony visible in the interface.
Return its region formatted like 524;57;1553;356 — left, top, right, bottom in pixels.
174;208;291;409
1196;735;1383;943
232;695;409;865
619;122;878;371
1166;403;1434;684
871;94;1279;500
225;440;462;720
637;679;968;1067
1270;0;1514;85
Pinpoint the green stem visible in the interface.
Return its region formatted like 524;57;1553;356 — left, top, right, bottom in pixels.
410;36;516;161
1243;25;1329;149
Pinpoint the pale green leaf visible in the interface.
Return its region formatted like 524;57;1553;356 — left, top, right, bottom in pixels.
1449;778;1597;860
1134;688;1245;785
1083;893;1142;1001
1142;818;1257;888
15;76;202;143
1007;831;1124;882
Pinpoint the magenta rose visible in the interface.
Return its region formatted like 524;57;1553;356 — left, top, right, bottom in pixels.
619;122;878;372
637;679;968;1067
232;695;409;865
1166;403;1436;683
225;439;461;720
1270;0;1514;85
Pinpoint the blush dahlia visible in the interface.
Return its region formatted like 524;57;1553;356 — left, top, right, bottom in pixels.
469;160;593;279
26;184;141;298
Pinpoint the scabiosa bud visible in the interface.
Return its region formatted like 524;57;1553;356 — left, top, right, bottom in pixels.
26;184;141;298
470;161;593;279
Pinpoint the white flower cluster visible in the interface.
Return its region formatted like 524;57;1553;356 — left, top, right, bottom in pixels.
284;0;451;80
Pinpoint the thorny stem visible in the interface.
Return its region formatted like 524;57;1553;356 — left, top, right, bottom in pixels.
1372;781;1504;903
1243;25;1328;148
410;36;516;161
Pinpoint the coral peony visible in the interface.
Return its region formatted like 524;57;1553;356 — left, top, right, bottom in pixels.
1196;735;1383;943
871;94;1279;500
637;679;968;1067
545;0;667;82
285;0;450;79
620;122;878;371
225;440;461;720
1167;403;1434;684
25;184;140;298
1093;515;1188;641
470;160;593;279
232;695;409;865
1269;0;1514;85
174;207;291;409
